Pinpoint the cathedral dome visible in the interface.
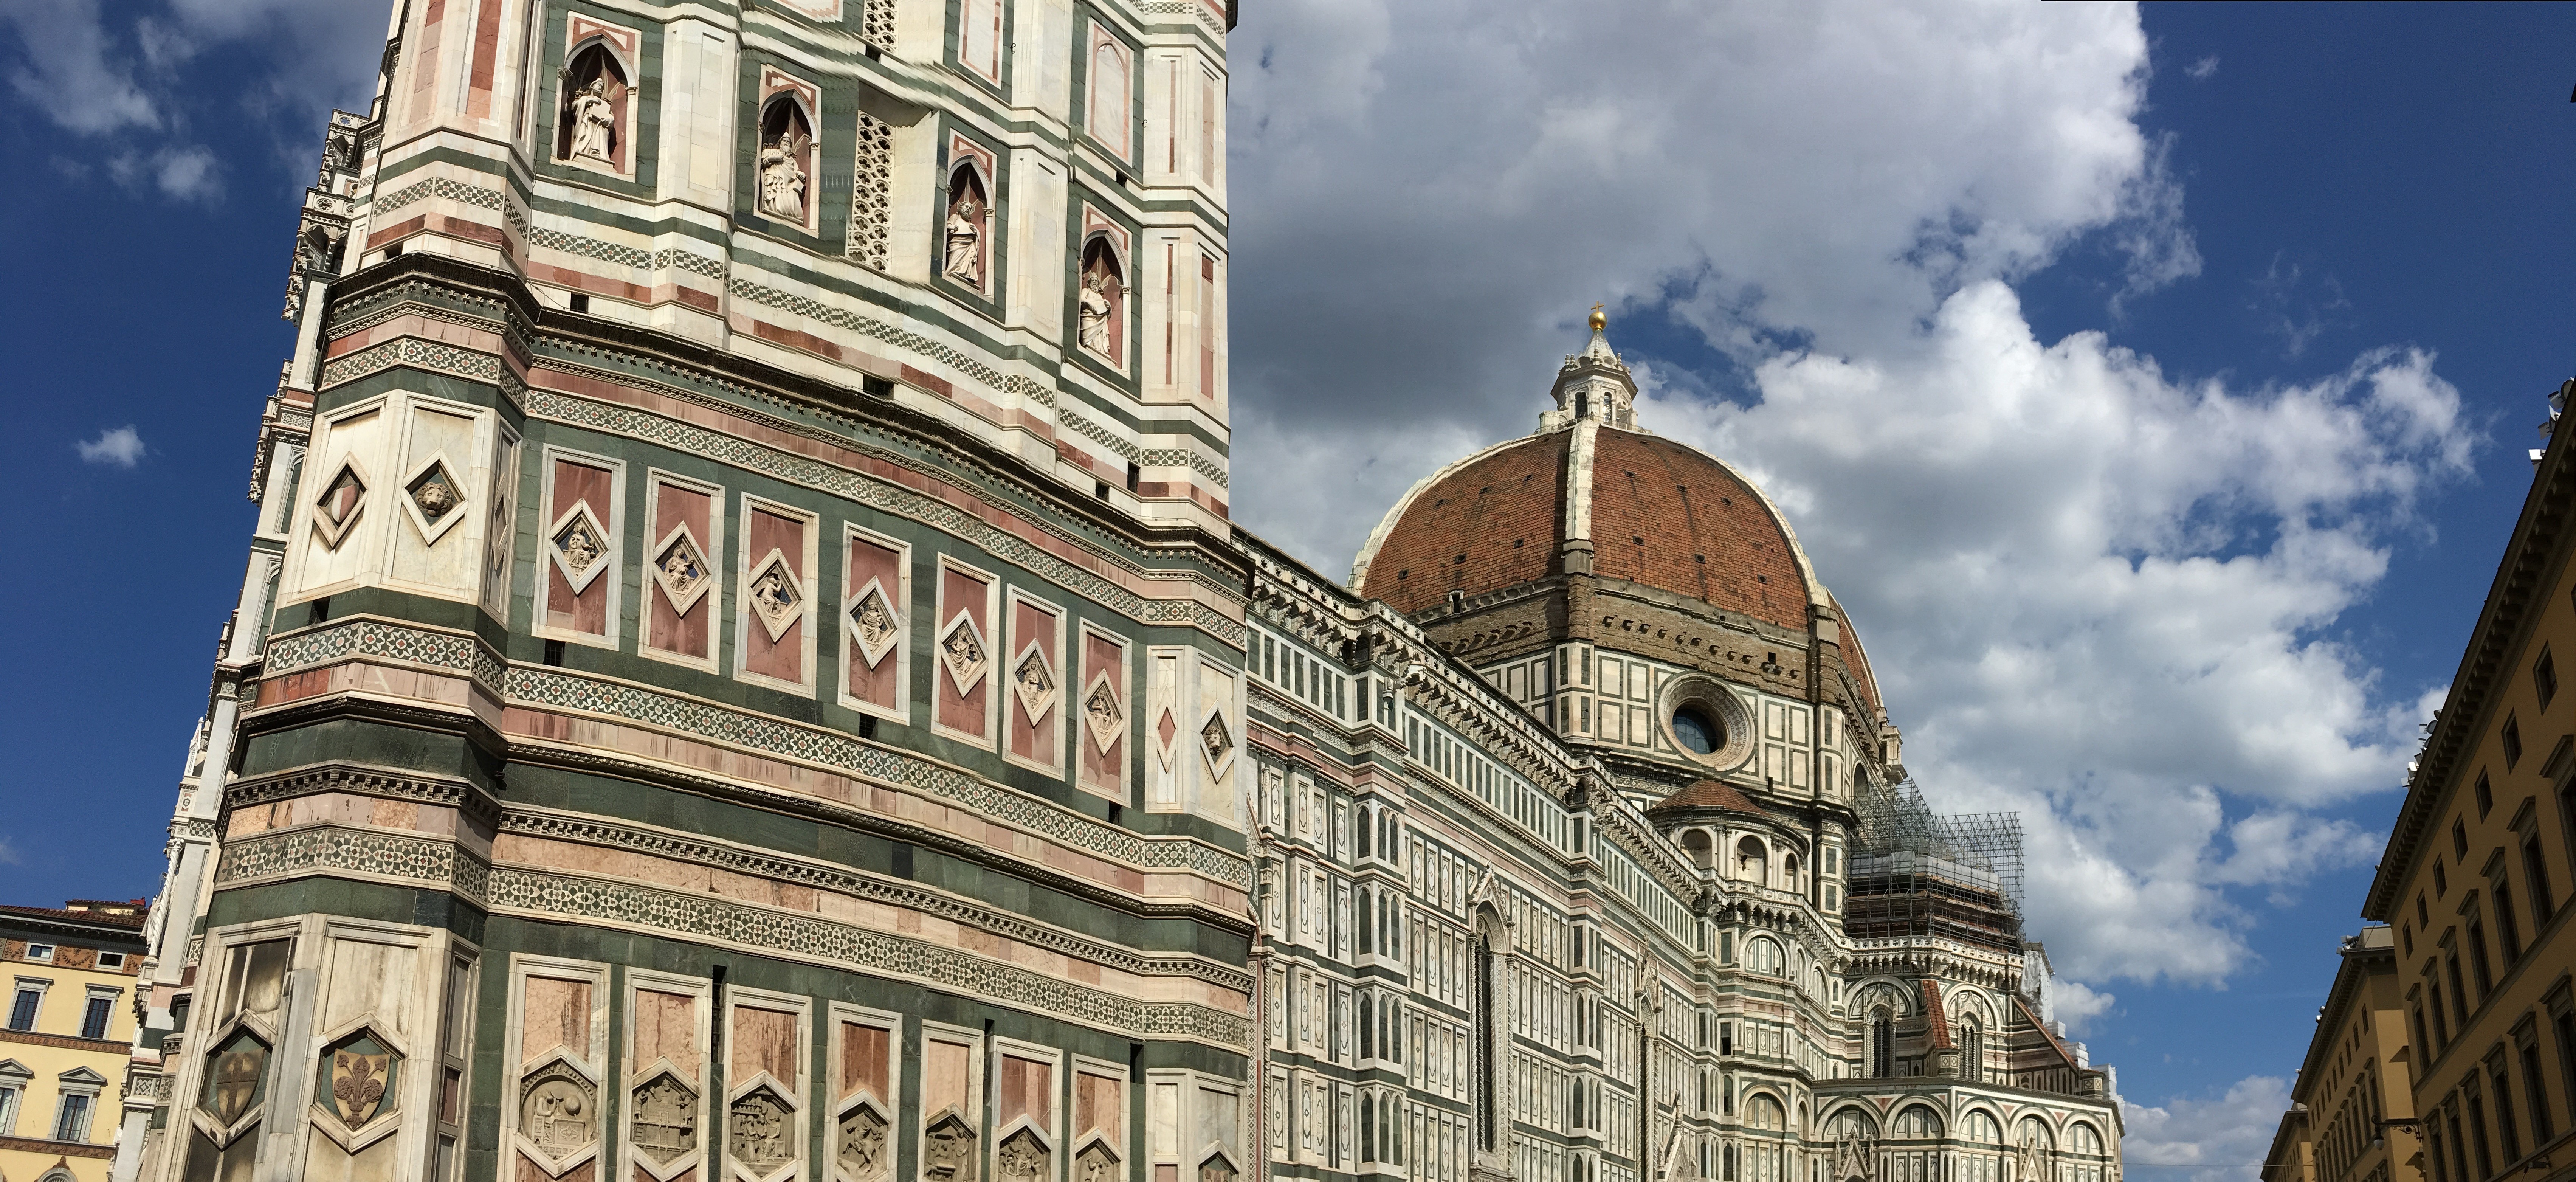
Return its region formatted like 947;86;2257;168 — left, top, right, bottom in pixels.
1352;320;1831;634
1354;428;1821;633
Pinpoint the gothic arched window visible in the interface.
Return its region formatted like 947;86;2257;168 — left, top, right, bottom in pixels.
1958;1015;1984;1083
1869;1007;1894;1079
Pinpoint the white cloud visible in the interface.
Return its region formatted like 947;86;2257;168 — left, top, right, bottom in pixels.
2187;55;2221;81
2050;979;2118;1035
1228;0;2471;990
2124;1075;2290;1182
0;0;381;201
0;0;158;135
0;836;19;867
77;425;146;468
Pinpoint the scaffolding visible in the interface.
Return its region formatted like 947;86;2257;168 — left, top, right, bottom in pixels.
1843;781;2025;952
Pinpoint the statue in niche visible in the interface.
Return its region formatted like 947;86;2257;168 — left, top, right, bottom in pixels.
1077;270;1113;357
1077;238;1123;362
1076;1144;1118;1182
759;123;812;221
944;191;983;285
569;78;616;163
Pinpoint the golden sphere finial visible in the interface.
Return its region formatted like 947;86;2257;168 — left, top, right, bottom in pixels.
1589;302;1607;332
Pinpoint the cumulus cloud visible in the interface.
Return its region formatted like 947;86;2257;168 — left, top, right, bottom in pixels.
0;0;382;201
77;425;146;468
1228;0;2471;991
2050;979;2118;1035
2125;1076;2290;1182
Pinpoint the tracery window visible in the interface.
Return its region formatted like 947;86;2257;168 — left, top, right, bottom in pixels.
1868;1008;1894;1079
1958;1015;1985;1083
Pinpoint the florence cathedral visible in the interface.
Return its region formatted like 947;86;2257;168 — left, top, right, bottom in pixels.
100;6;2126;1182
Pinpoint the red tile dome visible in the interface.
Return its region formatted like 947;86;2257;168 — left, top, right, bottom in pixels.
1355;425;1817;634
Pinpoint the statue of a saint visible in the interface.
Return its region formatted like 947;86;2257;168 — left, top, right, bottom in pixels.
944;195;983;284
569;78;615;163
1077;270;1113;358
759;131;809;220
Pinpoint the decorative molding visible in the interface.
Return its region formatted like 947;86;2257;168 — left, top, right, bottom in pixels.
371;176;510;217
225;762;501;827
498;809;1252;992
524;388;1245;644
263;617;506;694
319;336;507;389
504;666;1252;888
215;824;1249;1049
727;277;1052;405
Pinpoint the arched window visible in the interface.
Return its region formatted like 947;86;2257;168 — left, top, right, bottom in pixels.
1736;836;1768;885
1962;1111;2006;1182
1745;1095;1787;1182
1472;926;1499;1152
2014;1118;2056;1182
1683;829;1716;871
1361;1092;1376;1163
1358;993;1375;1059
556;42;631;172
1743;937;1784;977
1359;888;1375;955
2068;1124;2104;1182
1958;1015;1984;1083
756;96;816;225
1077;237;1127;366
1826;1107;1879;1142
942;163;991;291
1782;852;1801;890
1869;1007;1894;1078
1892;1105;1944;1140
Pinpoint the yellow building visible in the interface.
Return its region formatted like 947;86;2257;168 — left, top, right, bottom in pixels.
2360;388;2576;1182
2262;926;2423;1182
0;900;147;1182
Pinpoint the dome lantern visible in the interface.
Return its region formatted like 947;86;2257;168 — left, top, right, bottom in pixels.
1542;305;1638;431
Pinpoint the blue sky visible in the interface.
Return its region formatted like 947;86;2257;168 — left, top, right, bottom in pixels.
2;1;2568;1170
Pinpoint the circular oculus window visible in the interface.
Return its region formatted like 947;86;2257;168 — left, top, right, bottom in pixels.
1658;673;1755;771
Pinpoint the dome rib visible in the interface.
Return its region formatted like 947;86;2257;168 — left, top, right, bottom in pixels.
1355;432;1570;612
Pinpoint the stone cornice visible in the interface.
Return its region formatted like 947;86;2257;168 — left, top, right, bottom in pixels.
2366;411;2576;920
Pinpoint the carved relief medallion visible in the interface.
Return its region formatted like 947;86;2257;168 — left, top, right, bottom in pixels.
654;531;711;610
631;1073;700;1165
922;1111;977;1180
837;1106;890;1181
554;514;606;580
996;1129;1048;1182
1200;715;1233;768
747;553;804;641
325;1034;392;1125
519;1062;598;1157
849;584;901;667
1075;1141;1119;1182
1012;649;1057;721
1082;676;1124;752
408;466;461;524
204;1030;270;1125
939;617;990;692
730;1088;797;1175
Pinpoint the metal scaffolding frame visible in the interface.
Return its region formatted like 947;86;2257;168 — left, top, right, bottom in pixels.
1844;780;2026;950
